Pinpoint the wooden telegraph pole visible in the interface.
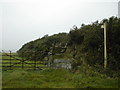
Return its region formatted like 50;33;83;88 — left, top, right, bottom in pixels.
104;22;107;69
101;22;107;69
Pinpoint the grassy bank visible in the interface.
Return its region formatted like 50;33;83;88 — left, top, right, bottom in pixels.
2;69;118;88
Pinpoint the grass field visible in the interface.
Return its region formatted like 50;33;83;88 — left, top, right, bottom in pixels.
1;53;119;88
2;69;118;88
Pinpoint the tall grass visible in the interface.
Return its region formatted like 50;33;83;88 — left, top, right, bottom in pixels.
1;53;119;88
2;68;118;88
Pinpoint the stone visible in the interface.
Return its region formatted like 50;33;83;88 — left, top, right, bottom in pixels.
53;59;72;69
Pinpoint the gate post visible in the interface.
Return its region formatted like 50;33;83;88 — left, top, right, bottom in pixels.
9;50;11;70
22;52;24;69
34;51;36;71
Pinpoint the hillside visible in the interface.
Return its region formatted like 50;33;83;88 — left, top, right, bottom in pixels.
17;16;120;77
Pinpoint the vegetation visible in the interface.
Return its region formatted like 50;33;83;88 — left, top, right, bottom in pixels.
2;68;118;88
2;16;119;88
17;16;120;76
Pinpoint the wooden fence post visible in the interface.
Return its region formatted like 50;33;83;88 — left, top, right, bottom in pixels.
34;51;36;71
47;54;50;67
9;50;11;70
22;52;24;69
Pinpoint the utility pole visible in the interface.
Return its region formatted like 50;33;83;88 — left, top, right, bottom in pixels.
101;22;107;69
104;22;107;69
118;1;120;18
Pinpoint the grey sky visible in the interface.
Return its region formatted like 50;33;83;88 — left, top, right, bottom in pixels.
0;0;119;52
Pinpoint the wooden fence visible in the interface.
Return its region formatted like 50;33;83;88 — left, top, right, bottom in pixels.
0;43;68;71
0;50;47;71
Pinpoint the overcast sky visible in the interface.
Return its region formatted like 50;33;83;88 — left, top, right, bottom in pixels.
0;0;119;52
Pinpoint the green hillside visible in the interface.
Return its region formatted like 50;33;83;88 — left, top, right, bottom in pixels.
17;16;120;77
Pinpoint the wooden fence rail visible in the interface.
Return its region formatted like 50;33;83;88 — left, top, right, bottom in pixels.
0;43;68;71
0;50;47;71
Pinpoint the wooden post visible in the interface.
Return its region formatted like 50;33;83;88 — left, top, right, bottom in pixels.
104;22;107;69
48;47;53;68
9;50;11;70
22;53;24;69
34;51;36;71
47;54;50;67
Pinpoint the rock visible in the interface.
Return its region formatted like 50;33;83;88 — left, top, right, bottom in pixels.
53;59;72;69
